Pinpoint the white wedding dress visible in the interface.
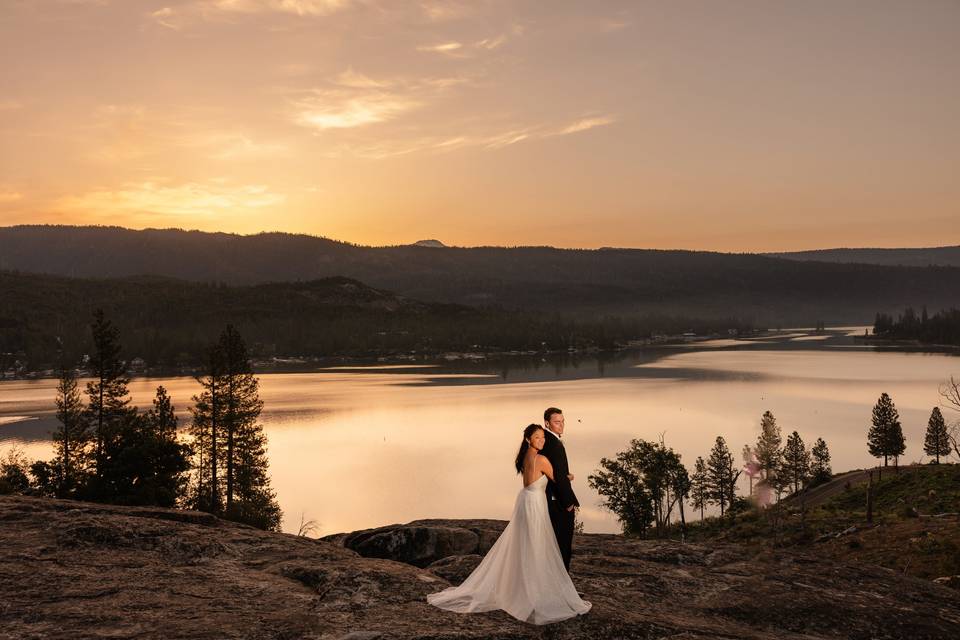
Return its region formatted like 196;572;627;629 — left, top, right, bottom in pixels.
426;472;592;625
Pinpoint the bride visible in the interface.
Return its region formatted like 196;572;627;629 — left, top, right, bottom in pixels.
426;424;592;625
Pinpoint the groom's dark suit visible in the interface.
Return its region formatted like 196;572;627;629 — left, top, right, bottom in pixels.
540;428;578;571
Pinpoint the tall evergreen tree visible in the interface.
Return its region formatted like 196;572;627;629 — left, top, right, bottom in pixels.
924;407;950;464
189;326;282;530
782;431;811;494
53;361;90;497
84;308;133;495
706;436;739;517
188;344;225;513
810;438;832;485
218;325;266;513
689;456;708;521
755;411;782;480
868;392;904;475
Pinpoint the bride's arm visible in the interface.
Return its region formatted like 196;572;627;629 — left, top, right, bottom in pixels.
538;455;555;481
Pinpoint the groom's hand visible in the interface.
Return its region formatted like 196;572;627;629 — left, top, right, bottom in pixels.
567;505;576;512
567;473;575;481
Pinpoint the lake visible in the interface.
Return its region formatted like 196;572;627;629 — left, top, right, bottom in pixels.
1;327;957;536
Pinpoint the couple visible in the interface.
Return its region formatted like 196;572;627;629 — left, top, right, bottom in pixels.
426;407;592;625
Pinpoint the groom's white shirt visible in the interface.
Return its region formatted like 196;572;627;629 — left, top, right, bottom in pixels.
544;427;561;440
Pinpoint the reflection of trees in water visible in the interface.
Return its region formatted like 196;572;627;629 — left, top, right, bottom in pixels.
443;348;664;384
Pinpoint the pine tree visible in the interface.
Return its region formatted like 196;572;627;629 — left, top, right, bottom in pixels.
52;361;91;497
868;392;903;475
706;436;738;517
101;387;190;507
84;308;134;496
218;325;266;513
137;385;191;506
782;431;811;494
189;344;226;513
888;422;906;469
148;385;178;438
810;437;832;485
689;456;708;521
755;411;782;480
924;407;950;464
189;326;282;530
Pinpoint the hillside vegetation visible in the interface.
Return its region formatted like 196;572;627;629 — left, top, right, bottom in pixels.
0;270;750;370
3;225;959;324
686;464;960;582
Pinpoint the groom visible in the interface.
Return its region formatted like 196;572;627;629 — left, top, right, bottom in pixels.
540;406;579;571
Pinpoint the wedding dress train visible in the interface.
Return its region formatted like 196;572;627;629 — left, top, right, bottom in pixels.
426;474;591;625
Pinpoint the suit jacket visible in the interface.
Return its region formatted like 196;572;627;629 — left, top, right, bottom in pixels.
541;430;579;509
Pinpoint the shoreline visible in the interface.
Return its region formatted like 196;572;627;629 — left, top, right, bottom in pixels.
0;332;741;383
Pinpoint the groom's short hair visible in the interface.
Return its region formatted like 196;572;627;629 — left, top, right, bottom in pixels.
544;407;562;422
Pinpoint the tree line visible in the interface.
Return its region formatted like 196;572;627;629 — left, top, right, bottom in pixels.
0;309;282;531
0;270;753;375
873;307;960;346
589;388;960;537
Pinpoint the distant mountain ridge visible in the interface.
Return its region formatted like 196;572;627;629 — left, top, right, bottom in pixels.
2;224;959;325
768;246;960;268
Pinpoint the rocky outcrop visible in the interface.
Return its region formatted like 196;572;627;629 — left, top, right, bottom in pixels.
2;495;959;639
324;518;506;567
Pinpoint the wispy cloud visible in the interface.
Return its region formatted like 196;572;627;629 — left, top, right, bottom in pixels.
554;115;616;136
150;7;180;31
289;68;474;132
214;0;352;16
292;90;418;130
416;41;463;54
417;33;510;56
57;180;285;218
325;114;616;158
484;129;531;149
0;100;23;111
333;67;391;89
474;35;506;50
149;0;355;29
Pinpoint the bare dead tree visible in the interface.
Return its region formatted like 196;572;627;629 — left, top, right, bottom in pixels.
297;512;320;538
938;376;960;458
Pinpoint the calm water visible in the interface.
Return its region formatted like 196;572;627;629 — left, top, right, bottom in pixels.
2;327;958;536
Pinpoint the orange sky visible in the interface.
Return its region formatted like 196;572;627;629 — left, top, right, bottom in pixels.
1;0;958;251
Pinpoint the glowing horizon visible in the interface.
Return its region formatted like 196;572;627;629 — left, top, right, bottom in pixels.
1;1;958;252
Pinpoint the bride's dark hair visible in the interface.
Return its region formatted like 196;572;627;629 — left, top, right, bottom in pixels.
515;424;544;474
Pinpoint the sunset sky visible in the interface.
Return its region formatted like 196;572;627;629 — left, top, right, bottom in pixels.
1;0;958;251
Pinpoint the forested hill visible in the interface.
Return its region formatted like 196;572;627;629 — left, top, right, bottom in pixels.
3;225;960;324
0;271;459;368
0;270;752;370
768;246;960;268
